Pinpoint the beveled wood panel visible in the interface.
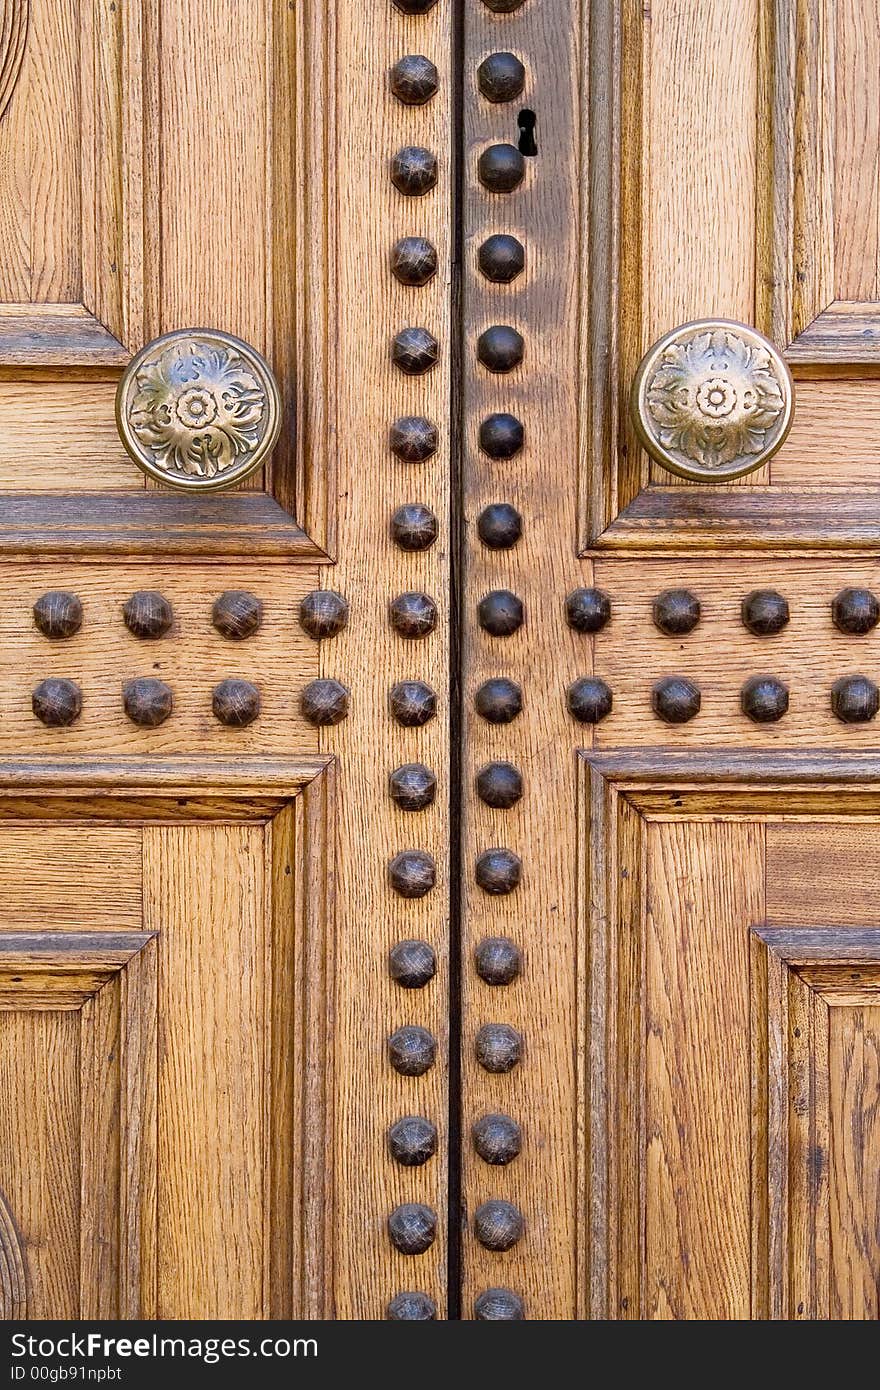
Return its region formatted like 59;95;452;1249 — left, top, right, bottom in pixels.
766;823;880;925
0;826;142;929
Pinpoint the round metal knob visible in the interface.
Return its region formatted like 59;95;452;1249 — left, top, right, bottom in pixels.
116;329;282;491
630;319;794;482
474;1199;524;1251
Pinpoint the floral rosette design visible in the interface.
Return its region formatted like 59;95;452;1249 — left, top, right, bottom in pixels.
644;327;786;471
128;337;268;481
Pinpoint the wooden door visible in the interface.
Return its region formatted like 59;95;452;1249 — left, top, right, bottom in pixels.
1;0;878;1326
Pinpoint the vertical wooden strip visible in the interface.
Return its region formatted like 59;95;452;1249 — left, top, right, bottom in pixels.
828;1004;880;1319
644;820;763;1319
833;0;880;301
79;980;121;1317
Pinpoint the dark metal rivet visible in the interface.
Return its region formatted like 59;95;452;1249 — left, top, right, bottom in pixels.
478;234;525;283
475;1022;523;1072
477;324;524;372
33;591;83;639
478;590;523;637
388;1025;437;1076
392;326;439;375
390;416;438;462
472;1114;522;1166
475;848;521;895
478;143;525;192
475;677;522;723
390;680;437;726
481;0;527;10
652;676;701;724
476;761;523;809
212;679;260;728
391;235;438;286
474;1288;526;1320
32;678;82;727
741;675;789;723
832;587;880;634
652;588;701;636
477;503;522;549
565;587;611;634
391;146;438;196
123;677;173;728
387;1292;437;1321
474;936;522;986
567;676;613;723
474;1199;524;1251
741;589;789;635
392;0;438;11
211;591;263;640
387;1203;437;1255
299;590;349;640
390;504;439;552
389;939;437;989
301;678;350;725
123;590;173;639
390;592;438;639
390;54;439;105
831;675;879;723
479;412;524;459
390;763;437;811
477;51;526;102
388;1116;438;1167
389;850;436;898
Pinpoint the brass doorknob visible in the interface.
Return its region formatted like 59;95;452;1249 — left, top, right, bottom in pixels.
630;319;794;482
116;329;282;491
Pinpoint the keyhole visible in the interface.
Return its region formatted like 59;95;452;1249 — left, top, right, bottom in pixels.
518;109;538;156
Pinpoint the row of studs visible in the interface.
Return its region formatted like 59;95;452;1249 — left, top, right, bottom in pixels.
568;674;880;726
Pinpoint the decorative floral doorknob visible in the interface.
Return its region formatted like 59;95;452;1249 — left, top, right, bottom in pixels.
116;329;282;491
630;319;794;481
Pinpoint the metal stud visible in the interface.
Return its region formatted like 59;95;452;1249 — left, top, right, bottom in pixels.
475;1022;523;1072
33;591;83;640
211;591;263;640
741;589;789;636
475;677;522;723
389;939;437;989
32;678;82;727
212;679;260;728
123;677;173;728
390;54;439;105
565;587;611;634
652;588;701;636
301;678;350;725
387;1292;437;1321
741;675;789;723
481;0;527;9
476;761;523;809
478;143;525;192
474;936;522;985
392;326;439;375
478;234;525;284
392;0;438;11
474;1199;524;1252
123;590;173;639
478;589;523;636
831;675;879;724
477;503;522;549
390;763;437;811
474;1288;526;1320
477;51;526;102
477;325;524;372
390;680;437;726
389;592;438;639
390;504;439;552
479;412;524;459
391;146;438;196
298;590;349;640
475;848;521;895
472;1113;522;1166
391;235;438;286
832;587;880;635
387;1203;437;1255
652;676;701;724
387;1116;438;1167
388;1025;437;1076
389;850;436;898
567;676;612;723
390;416;438;462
